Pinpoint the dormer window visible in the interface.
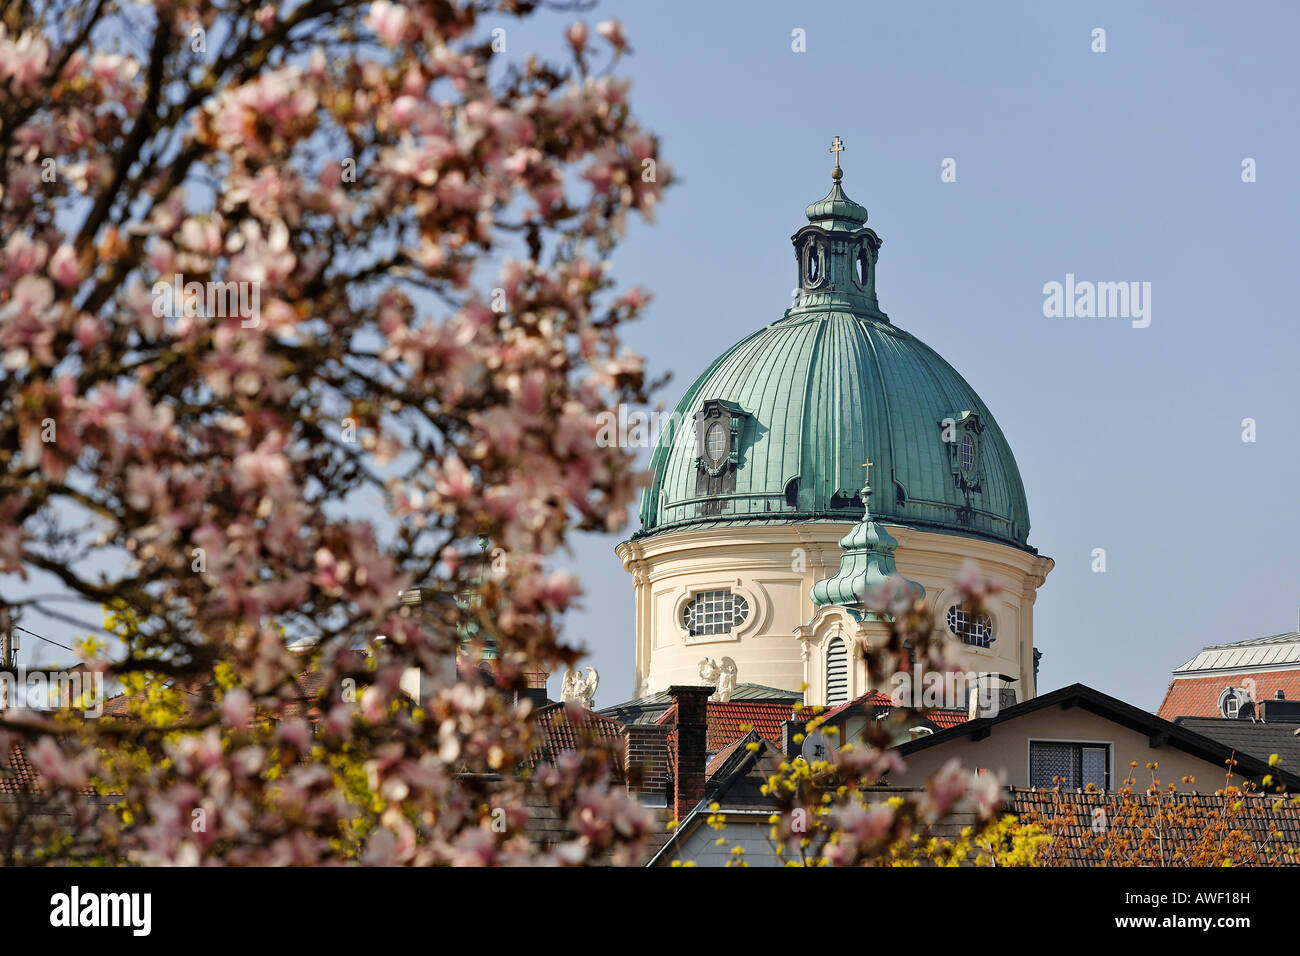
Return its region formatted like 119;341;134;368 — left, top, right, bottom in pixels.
694;399;749;515
940;411;984;496
694;400;748;476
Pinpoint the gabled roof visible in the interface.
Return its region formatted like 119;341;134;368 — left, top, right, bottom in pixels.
648;731;787;866
895;683;1300;792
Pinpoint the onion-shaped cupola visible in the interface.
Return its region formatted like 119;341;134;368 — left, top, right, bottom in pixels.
810;463;924;619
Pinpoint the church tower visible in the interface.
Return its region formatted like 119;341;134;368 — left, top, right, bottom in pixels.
616;141;1053;706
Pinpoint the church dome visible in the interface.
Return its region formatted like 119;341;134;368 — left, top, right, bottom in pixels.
638;151;1034;551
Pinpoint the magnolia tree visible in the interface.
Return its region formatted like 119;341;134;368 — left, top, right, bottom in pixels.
0;0;1004;866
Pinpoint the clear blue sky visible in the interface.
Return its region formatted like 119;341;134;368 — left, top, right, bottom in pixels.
14;2;1296;718
525;0;1300;709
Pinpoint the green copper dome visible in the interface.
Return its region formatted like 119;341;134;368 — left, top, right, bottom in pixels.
636;152;1034;551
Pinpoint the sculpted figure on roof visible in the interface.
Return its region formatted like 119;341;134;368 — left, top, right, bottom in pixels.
561;667;599;710
698;657;737;702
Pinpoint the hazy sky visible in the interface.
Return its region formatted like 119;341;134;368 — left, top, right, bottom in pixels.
526;1;1300;709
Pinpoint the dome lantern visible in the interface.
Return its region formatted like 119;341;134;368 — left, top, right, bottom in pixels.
793;137;884;320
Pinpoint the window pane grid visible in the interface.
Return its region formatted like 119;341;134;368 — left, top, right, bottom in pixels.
1030;741;1110;791
947;605;994;648
704;422;727;462
681;589;749;636
960;433;976;473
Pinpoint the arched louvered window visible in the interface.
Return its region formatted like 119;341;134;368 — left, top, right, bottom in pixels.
826;637;848;705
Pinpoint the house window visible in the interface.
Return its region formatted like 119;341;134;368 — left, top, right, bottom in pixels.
826;637;848;705
681;590;749;637
947;605;994;648
1029;741;1110;790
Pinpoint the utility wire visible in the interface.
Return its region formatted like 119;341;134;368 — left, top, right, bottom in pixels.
11;624;78;654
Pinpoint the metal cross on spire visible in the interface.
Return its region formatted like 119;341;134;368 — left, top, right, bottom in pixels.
862;457;872;487
829;135;845;180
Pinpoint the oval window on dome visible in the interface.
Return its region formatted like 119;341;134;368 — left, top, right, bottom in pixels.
704;422;728;463
959;433;977;474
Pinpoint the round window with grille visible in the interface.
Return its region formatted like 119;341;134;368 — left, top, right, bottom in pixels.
681;589;749;636
947;604;994;648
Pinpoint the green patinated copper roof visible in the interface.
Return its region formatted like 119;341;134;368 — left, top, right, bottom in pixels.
810;478;924;618
804;181;869;231
636;157;1033;551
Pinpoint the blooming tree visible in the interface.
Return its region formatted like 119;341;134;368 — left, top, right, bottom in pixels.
0;0;666;864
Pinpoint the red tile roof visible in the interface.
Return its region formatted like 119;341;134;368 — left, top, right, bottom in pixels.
528;702;626;775
816;691;969;733
1158;672;1300;720
819;690;901;723
705;735;751;778
654;700;795;752
0;743;99;796
1009;787;1300;866
926;709;970;729
0;743;40;795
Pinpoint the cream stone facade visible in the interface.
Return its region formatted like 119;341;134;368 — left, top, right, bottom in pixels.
616;523;1053;705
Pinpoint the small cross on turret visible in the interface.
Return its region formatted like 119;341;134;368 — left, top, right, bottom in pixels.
860;457;874;509
829;135;845;180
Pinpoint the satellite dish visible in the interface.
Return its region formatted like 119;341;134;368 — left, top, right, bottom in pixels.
801;730;833;763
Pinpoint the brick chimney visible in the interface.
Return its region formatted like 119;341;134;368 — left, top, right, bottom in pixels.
781;717;805;759
624;723;671;807
669;685;712;822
